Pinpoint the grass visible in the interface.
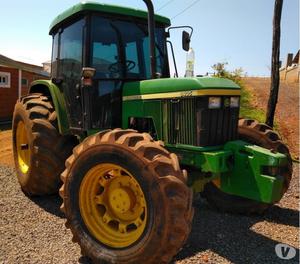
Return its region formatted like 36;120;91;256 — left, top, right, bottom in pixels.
239;81;266;123
239;81;281;132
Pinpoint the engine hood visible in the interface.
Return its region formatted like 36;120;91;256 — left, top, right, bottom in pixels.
123;77;241;100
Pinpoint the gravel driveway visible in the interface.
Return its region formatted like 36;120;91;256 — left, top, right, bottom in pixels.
0;159;299;263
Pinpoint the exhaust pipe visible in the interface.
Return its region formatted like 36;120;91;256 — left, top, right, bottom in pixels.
143;0;156;79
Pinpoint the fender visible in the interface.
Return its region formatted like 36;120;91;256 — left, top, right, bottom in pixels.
29;80;69;135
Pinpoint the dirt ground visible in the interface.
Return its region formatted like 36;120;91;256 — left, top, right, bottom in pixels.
242;77;299;159
0;129;14;166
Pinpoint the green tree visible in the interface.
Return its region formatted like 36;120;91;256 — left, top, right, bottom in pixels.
212;62;244;85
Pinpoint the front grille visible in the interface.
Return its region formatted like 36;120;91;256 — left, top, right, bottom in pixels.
166;98;197;145
165;96;239;147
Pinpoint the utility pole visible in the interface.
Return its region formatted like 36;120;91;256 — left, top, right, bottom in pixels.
266;0;283;127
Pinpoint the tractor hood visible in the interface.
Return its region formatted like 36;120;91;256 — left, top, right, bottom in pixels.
123;77;241;100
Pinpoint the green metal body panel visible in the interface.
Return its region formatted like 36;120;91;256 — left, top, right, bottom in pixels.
49;2;170;34
167;141;287;203
166;143;230;171
30;80;69;134
123;77;240;96
121;77;240;140
122;99;163;139
222;141;287;203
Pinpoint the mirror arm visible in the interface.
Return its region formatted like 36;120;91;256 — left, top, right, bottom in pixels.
166;40;178;78
167;25;193;39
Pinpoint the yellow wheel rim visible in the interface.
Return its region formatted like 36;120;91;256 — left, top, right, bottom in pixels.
16;121;30;174
79;163;147;248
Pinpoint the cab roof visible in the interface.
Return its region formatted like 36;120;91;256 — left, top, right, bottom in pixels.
49;2;171;34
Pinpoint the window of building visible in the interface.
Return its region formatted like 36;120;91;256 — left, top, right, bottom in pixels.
0;72;11;88
22;78;28;86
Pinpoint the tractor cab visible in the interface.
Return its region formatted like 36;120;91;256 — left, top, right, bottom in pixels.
49;3;171;133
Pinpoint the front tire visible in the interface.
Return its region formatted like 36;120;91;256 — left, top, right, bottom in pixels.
203;118;292;214
60;129;194;264
12;93;77;195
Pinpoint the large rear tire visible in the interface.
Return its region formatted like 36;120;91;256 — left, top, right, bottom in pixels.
60;129;194;264
12;93;77;195
203;118;292;214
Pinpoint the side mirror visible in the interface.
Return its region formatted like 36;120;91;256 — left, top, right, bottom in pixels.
182;31;190;51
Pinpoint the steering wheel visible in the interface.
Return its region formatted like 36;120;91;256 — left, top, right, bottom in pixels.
108;60;136;73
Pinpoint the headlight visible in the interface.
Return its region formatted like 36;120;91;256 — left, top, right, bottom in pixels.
230;97;240;108
208;97;221;109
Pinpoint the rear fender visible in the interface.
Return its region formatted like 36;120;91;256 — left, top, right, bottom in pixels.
29;80;69;135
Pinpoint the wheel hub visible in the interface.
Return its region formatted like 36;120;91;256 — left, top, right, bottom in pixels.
79;163;147;248
109;187;132;213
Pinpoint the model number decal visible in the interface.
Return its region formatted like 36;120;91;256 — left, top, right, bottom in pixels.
181;91;193;97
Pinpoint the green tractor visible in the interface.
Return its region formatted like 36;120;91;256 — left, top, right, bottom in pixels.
12;1;292;263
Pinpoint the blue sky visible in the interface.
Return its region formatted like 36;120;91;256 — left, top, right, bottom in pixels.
0;0;298;76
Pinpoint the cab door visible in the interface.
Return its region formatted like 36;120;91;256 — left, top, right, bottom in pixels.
52;18;85;131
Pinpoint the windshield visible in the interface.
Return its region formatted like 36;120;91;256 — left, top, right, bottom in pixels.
91;15;169;79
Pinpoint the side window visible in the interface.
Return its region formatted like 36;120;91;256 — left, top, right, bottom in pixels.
51;33;59;78
92;42;118;78
58;19;84;79
142;38;151;79
91;17;119;78
125;42;139;74
142;36;164;78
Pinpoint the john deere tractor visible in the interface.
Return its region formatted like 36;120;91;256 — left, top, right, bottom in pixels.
12;1;292;263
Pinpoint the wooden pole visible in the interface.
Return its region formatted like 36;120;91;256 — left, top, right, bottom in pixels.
266;0;283;127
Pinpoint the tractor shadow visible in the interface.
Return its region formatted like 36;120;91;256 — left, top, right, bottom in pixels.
174;198;299;264
29;193;65;218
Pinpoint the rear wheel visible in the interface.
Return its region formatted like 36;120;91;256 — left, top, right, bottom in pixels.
203;118;292;214
60;129;194;264
12;93;77;195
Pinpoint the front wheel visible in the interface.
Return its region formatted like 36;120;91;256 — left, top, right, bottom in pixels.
60;129;193;263
203;118;292;214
